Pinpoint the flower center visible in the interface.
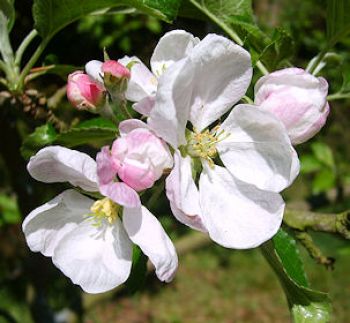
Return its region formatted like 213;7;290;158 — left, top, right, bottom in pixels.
90;198;120;225
186;126;229;167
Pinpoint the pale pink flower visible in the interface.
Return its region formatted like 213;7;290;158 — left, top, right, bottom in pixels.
255;68;330;145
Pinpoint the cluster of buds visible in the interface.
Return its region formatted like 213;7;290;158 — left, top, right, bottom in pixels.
67;59;131;113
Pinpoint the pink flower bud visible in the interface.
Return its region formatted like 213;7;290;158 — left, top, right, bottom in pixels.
111;127;173;191
255;68;330;145
102;60;131;79
67;71;105;112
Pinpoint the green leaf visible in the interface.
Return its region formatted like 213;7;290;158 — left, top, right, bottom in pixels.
273;229;309;287
259;28;294;70
311;142;335;169
0;194;21;225
180;1;292;69
56;126;117;147
33;0;181;40
261;239;331;323
300;155;323;174
76;117;117;130
340;68;350;94
0;0;14;31
125;246;148;294
20;124;58;160
312;168;336;194
180;0;258;42
327;0;350;46
0;0;15;63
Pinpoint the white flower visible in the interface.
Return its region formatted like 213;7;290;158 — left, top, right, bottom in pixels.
22;146;178;293
144;31;300;249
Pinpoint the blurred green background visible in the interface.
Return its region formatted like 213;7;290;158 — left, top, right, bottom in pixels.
1;0;350;322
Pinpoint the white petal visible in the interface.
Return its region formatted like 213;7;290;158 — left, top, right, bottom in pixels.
188;34;252;131
53;218;133;294
85;60;103;84
123;206;178;282
119;119;150;136
132;95;156;116
199;164;285;249
217;104;299;192
22;190;93;256
118;56;157;102
150;30;199;77
165;150;207;232
27;146;99;192
148;58;195;148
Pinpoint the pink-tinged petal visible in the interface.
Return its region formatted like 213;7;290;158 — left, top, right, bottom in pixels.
111;128;173;191
22;190;92;257
67;71;105;111
102;60;131;79
217;104;299;192
150;30;199;77
165;150;207;232
123;206;178;282
117;161;156;192
27;146;98;192
53;218;132;293
96;146;118;185
118;56;157;102
100;182;140;208
188;34;252;131
199;164;285;249
119;119;150;136
132;95;156;116
148;58;195;148
255;68;329;144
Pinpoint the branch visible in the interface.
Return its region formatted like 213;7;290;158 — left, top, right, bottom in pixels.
284;208;350;240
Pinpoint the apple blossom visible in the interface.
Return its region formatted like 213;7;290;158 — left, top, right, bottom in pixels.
254;67;330;145
22;145;178;293
145;31;300;249
67;71;105;112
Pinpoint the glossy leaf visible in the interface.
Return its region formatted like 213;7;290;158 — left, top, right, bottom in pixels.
327;0;350;46
273;229;309;287
261;238;331;323
76;117;117;130
56;126;117;147
32;0;181;40
20;124;58;160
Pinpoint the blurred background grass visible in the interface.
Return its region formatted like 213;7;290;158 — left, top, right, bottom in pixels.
1;0;350;322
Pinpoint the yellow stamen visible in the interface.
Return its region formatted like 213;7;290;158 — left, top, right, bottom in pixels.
186;127;230;168
90;198;119;225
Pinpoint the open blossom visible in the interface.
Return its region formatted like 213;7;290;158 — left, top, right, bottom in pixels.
255;68;330;145
67;71;105;111
22;145;177;293
138;30;300;249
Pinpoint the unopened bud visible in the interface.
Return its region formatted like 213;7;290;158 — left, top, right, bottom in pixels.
67;71;105;112
255;68;330;145
102;60;130;98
